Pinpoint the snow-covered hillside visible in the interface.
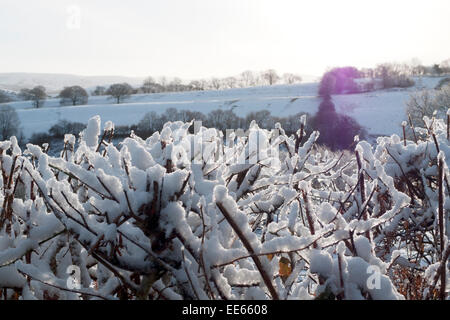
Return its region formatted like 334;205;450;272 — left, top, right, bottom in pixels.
0;76;446;140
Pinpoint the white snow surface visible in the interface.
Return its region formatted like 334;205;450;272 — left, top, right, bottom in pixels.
0;76;446;139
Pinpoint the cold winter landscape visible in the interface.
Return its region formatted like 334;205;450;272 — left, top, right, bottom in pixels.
0;1;449;304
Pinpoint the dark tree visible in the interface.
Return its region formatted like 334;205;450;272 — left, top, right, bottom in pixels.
433;64;443;76
19;86;47;108
206;109;240;131
59;86;88;106
0;105;21;140
210;78;221;90
141;77;156;93
318;73;336;98
245;110;274;128
49;120;86;138
314;97;338;149
93;86;106;96
0;91;12;103
283;73;302;84
106;83;133;104
137;111;161;137
319;67;360;96
262;69;280;86
188;80;204;91
313;97;364;150
334;114;364;150
377;64;392;89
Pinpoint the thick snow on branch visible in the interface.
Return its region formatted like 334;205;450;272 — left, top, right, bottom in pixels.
0;115;448;300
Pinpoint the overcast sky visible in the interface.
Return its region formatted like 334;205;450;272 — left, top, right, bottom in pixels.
1;0;449;79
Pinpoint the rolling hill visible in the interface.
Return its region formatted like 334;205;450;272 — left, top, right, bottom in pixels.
0;76;446;140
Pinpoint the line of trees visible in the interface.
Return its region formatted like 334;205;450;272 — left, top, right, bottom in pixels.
135;106;366;151
4;68;302;108
16;85;90;108
141;69;302;93
359;59;450;79
319;60;450;96
29;108;314;146
318;65;416;96
15;83;135;107
136;108;313;139
60;83;135;105
12;59;449;109
90;70;303;97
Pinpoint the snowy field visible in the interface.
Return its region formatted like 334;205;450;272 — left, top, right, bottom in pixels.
0;76;445;139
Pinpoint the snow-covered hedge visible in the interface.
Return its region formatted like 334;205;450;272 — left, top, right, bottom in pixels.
0;114;448;300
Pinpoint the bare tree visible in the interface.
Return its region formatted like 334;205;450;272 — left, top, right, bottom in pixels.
244;110;275;128
206;109;241;130
106;83;133;104
223;76;237;89
410;58;423;76
165;107;179;122
59;86;88;106
0;105;21;140
433;64;443;76
407;88;449;127
210;78;221;90
375;63;414;89
159;76;167;88
19;86;47;108
141;76;157;93
283;73;302;84
138;111;161;136
177;109;206;122
433;84;450;107
199;79;208;91
188;80;204;91
262;69;280;85
240;70;256;87
168;78;183;92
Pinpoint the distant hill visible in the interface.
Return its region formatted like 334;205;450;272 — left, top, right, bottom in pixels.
0;73;145;94
0;72;320;95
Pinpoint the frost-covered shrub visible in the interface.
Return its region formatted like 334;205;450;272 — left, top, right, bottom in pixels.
407;87;449;128
0;113;448;300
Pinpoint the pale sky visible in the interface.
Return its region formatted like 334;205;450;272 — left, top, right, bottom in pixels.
1;0;449;80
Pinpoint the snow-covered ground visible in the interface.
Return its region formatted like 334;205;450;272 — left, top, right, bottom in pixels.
0;76;446;139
